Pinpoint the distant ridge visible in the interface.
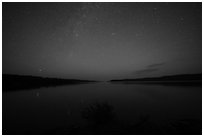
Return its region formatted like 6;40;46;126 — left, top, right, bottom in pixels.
3;74;96;91
110;74;202;82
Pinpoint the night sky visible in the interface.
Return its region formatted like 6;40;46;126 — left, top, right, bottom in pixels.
3;2;202;80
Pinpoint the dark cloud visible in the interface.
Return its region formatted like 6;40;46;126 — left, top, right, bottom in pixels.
134;68;159;75
133;62;165;75
147;62;165;68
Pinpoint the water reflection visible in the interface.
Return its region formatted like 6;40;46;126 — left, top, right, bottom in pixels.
2;83;202;135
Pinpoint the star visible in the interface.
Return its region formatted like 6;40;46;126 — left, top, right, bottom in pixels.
82;14;87;18
58;38;63;42
75;33;79;37
69;51;74;57
153;7;157;11
36;92;40;97
135;33;139;37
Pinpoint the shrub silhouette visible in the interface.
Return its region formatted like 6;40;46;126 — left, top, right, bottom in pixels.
81;102;115;125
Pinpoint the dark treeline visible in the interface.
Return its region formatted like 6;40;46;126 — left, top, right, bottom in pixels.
110;74;202;86
3;74;96;91
110;74;202;82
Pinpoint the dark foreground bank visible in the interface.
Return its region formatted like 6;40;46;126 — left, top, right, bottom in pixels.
2;74;96;91
3;102;201;135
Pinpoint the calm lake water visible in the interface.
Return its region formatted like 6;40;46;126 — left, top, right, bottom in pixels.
3;82;202;134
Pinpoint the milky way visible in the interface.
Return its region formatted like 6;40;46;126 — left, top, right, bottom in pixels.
3;2;202;80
